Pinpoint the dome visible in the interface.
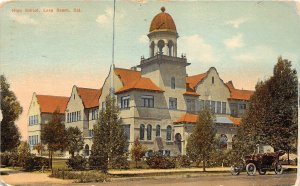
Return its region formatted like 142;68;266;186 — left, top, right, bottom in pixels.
149;7;177;33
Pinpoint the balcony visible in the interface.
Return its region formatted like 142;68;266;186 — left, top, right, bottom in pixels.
138;54;190;67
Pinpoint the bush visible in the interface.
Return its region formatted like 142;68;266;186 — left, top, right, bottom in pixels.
146;153;176;169
111;155;129;169
177;155;191;168
67;155;87;170
23;156;49;171
50;169;109;183
1;152;11;166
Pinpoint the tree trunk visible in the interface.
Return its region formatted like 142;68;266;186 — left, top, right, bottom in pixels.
135;160;138;168
48;150;51;169
203;158;206;172
287;149;290;165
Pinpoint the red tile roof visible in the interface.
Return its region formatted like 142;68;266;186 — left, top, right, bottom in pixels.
183;91;200;97
114;68;163;94
174;113;198;124
226;81;254;101
36;95;69;114
228;116;241;125
77;87;102;108
186;72;208;91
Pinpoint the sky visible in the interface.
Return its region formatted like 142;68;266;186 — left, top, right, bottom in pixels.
0;0;300;140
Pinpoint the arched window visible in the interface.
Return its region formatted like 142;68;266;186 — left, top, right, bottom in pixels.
85;144;89;156
219;134;228;150
157;40;165;54
147;124;152;140
167;40;174;56
171;77;175;89
150;41;155;57
156;125;161;137
175;133;182;153
212;76;214;84
166;125;172;141
140;124;145;140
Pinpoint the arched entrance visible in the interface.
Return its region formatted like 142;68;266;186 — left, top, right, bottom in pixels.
84;144;89;156
175;133;182;154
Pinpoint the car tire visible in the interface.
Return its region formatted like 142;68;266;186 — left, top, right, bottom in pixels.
274;163;283;175
246;163;256;176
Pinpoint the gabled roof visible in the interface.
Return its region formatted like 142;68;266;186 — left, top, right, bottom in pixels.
77;87;102;108
186;72;208;92
174;113;198;124
114;68;163;94
226;81;254;101
36;95;69;114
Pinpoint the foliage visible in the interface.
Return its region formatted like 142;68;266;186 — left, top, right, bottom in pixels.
131;138;147;168
23;156;49;171
33;143;45;156
17;141;31;168
66;155;87;170
146;153;176;169
1;75;22;152
41;111;68;169
110;154;129;169
176;155;191;168
89;97;127;172
66;126;84;157
50;169;109;183
0;152;18;167
234;57;298;157
186;109;216;171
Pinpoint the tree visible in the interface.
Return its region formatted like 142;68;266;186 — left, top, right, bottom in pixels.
33;143;45;156
1;75;22;152
131;138;147;168
235;57;298;159
66;126;84;157
17;141;31;168
186;109;216;171
41;110;67;169
89;97;127;173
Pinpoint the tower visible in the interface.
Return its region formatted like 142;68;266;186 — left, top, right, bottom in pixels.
148;7;178;57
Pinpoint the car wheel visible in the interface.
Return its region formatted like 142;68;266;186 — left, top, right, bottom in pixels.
274;163;283;175
258;169;266;175
246;163;256;176
230;165;240;176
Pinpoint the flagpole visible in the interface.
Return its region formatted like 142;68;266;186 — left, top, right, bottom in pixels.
295;80;300;186
110;0;116;97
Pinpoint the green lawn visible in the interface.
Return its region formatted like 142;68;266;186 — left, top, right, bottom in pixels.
52;159;68;169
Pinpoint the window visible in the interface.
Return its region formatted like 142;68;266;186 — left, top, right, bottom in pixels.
171;77;175;89
199;100;204;111
222;102;226;114
73;94;75;99
121;96;130;109
156;125;161;137
102;102;106;111
169;97;177;110
157;40;165;54
239;103;246;110
147;124;152;140
186;99;193;112
92;108;98;120
85;144;89;156
211;101;216;113
142;96;154;108
212;76;215;84
140;124;145;140
217;101;221;114
205;100;210;109
166;125;172;141
123;125;130;142
219;134;228;150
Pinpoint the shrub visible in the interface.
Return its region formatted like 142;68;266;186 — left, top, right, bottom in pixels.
66;155;87;170
1;152;11;166
177;155;191;168
110;155;129;169
23;155;49;171
50;169;109;183
146;153;176;169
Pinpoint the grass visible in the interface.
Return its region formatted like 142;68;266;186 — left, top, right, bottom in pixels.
52;158;68;169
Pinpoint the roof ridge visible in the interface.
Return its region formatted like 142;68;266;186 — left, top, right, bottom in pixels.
77;87;101;91
36;94;69;98
115;67;141;72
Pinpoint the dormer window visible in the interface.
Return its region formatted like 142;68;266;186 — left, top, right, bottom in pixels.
171;77;175;89
212;76;215;84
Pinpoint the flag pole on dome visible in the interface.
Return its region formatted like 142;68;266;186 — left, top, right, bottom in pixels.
110;0;116;97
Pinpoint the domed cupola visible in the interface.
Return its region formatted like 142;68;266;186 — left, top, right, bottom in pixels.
148;7;178;58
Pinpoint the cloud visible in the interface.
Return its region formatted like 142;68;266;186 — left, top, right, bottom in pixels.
138;35;148;43
96;7;125;27
232;46;277;63
225;17;249;28
179;35;217;64
223;34;244;49
10;14;38;25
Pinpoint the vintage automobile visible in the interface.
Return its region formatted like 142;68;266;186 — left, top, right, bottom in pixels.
230;150;285;176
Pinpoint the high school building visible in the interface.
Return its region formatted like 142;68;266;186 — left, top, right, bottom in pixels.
28;7;254;156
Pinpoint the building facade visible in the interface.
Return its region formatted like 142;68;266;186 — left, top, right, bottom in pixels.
28;7;254;156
